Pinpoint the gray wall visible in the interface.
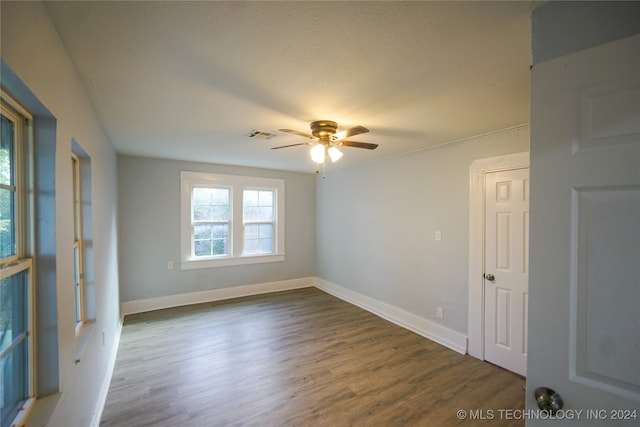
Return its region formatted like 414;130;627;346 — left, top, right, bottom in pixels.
118;155;316;302
1;2;120;426
532;1;640;64
316;126;529;334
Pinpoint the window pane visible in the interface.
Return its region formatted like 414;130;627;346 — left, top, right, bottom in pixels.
212;204;229;221
212;224;228;239
193;204;212;221
243;190;274;222
244;223;259;239
0;269;29;426
211;238;227;255
244;222;274;255
193;188;229;221
261;224;274;252
243;206;256;221
1;114;15;187
258;191;273;207
244;190;258;206
259;223;273;237
193;224;228;257
0;269;28;354
72;156;81;242
193;187;227;205
1;339;27;427
73;245;81;323
194;240;212;257
0;187;15;259
244;238;259;254
258;207;273;221
261;238;274;253
0;114;16;260
194;224;212;240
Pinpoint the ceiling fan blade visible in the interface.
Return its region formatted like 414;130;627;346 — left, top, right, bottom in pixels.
333;126;369;141
270;142;313;150
339;140;378;150
279;128;315;139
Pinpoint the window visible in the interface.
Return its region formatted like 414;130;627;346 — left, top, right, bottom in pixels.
71;154;84;329
71;141;96;361
1;95;34;427
181;171;285;269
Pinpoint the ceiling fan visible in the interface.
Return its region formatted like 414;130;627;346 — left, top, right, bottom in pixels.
272;120;378;164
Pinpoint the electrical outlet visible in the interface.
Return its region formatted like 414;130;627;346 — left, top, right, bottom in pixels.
167;261;174;269
436;306;444;319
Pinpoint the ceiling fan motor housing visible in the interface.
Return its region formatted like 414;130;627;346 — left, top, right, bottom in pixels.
310;120;338;142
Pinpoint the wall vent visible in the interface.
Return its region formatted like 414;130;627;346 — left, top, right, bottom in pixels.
245;130;275;139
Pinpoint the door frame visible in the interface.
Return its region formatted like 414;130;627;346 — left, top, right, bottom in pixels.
468;151;529;360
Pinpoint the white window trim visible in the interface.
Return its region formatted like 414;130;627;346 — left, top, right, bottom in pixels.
180;171;285;269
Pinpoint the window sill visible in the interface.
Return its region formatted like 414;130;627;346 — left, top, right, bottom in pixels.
21;393;60;427
181;253;285;270
75;320;96;363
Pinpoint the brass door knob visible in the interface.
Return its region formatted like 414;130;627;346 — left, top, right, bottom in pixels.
534;387;563;415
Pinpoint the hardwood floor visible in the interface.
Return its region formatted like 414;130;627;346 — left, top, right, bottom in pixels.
100;288;525;427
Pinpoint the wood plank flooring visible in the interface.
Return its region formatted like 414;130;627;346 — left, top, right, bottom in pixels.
100;288;525;427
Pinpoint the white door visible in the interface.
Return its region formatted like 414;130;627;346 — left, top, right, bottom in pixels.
484;168;529;377
528;34;640;422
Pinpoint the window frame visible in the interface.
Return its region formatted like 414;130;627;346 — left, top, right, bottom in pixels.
1;92;35;427
71;153;85;332
180;171;285;269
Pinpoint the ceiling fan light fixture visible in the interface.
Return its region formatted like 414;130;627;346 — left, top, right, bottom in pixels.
310;144;326;163
328;146;343;162
276;121;375;169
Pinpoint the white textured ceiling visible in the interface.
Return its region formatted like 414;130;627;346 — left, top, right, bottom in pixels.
46;1;535;173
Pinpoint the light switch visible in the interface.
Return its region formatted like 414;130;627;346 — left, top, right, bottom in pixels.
435;230;442;241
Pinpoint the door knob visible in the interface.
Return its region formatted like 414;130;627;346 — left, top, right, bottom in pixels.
534;387;563;415
485;273;495;281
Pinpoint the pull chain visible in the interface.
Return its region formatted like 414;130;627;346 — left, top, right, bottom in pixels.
315;162;327;179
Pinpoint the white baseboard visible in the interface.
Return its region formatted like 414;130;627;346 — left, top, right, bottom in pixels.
121;277;316;316
315;278;468;355
90;313;124;427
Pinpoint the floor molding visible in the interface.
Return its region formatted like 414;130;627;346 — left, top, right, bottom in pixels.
121;277;316;316
315;278;468;355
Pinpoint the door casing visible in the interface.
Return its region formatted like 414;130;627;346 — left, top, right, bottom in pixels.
468;151;529;360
